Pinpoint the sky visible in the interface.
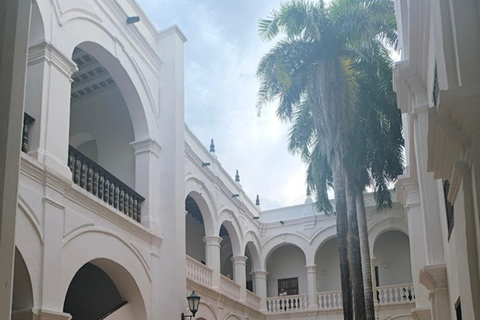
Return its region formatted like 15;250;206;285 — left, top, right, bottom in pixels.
137;0;310;210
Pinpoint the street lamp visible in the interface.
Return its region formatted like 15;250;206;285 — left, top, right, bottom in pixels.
181;291;201;320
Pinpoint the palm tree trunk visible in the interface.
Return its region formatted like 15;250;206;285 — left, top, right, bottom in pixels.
356;189;376;320
333;164;353;320
345;173;366;320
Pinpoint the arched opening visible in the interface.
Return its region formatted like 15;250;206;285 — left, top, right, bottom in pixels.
12;248;33;312
63;263;125;319
185;194;207;263
266;244;307;297
315;237;341;292
220;224;234;279
374;230;413;286
69;45;135;188
245;241;260;293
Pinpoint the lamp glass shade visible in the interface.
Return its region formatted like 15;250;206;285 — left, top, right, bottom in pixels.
187;291;201;316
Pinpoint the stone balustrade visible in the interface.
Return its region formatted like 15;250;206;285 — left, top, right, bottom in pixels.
377;283;415;305
317;290;343;310
246;290;262;310
185;255;213;288
266;295;309;314
220;275;241;301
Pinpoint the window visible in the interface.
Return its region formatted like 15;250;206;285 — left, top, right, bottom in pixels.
443;180;455;240
278;277;298;296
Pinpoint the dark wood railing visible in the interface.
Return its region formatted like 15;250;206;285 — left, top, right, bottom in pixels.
22;112;35;153
68;145;144;223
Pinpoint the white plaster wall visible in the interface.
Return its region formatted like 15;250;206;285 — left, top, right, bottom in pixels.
315;238;341;292
374;231;413;286
266;245;307;297
70;87;135;188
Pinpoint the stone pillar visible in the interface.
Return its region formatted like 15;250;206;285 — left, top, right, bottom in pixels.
253;270;268;312
204;235;222;288
397;176;431;316
130;138;161;230
420;264;450;320
305;265;318;309
231;255;248;301
25;42;77;178
0;0;32;319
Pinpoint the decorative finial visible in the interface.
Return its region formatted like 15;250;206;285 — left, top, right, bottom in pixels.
256;195;260;206
235;170;240;183
209;139;215;153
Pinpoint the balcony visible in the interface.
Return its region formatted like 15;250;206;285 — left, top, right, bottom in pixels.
21;112;144;224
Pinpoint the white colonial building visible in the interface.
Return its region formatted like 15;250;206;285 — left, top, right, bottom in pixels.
2;0;478;319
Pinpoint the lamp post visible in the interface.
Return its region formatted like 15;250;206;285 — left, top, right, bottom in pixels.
181;291;201;320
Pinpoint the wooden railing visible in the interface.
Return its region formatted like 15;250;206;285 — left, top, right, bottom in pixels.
68;145;144;223
317;290;342;310
266;295;309;314
220;275;241;301
185;255;213;288
22;112;35;153
246;290;262;310
377;283;415;305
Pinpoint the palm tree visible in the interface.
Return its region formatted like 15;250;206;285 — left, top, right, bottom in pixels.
289;41;403;319
257;1;396;319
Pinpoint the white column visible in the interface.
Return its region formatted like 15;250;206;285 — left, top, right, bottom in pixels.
0;0;31;319
305;265;318;309
419;264;450;320
253;270;268;312
25;42;77;178
231;255;248;301
204;235;222;288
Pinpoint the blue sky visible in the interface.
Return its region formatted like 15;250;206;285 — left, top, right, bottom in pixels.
137;0;310;209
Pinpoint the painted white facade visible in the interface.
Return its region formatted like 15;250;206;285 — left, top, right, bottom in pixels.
3;1;440;320
394;0;480;319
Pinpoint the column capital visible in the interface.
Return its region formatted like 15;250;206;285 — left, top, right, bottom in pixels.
28;41;77;78
420;264;448;291
231;255;248;265
130;138;161;158
305;264;316;273
252;270;268;278
203;235;222;246
396;174;421;209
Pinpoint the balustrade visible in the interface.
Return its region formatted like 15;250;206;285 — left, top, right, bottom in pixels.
185;255;213;288
21;112;35;153
377;284;415;305
68;145;144;223
317;290;342;310
266;295;309;313
220;275;241;301
246;290;261;310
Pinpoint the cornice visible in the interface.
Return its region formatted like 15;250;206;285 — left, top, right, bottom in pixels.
396;172;420;209
28;42;78;78
157;25;188;43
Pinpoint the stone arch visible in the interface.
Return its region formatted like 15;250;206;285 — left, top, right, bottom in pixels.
244;234;261;271
195;302;218;320
57;17;155;140
311;224;337;259
314;236;341;292
217;210;243;257
12;248;34;311
224;314;241;320
262;233;310;269
185;177;216;236
61;230;149;320
368;217;409;255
